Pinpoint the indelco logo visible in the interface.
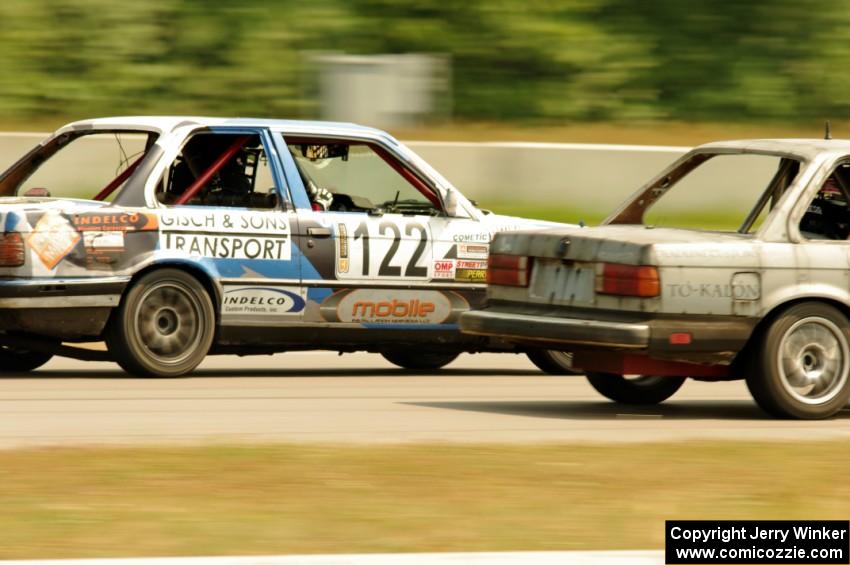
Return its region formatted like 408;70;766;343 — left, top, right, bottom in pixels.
352;299;435;318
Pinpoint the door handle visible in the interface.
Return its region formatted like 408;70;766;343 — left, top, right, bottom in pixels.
307;227;332;238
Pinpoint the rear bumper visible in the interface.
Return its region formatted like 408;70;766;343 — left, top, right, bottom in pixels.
0;277;129;339
460;310;650;348
459;304;758;363
0;276;128;308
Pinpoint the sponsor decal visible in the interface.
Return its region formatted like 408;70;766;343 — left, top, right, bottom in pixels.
83;231;124;249
432;259;456;279
665;283;760;300
452;232;490;243
337;222;349;274
159;211;291;261
325;289;454;324
222;286;305;316
457;243;489;260
456;259;487;269
27;211;81;269
73;211;157;232
455;259;487;282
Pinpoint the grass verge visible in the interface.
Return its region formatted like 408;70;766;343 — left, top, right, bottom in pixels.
1;441;848;558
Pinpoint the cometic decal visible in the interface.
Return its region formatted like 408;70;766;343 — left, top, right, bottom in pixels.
159;211;291;261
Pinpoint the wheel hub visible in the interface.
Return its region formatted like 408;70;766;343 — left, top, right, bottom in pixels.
779;317;848;404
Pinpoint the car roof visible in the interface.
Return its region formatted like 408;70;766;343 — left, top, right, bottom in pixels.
696;138;850;160
58;116;391;139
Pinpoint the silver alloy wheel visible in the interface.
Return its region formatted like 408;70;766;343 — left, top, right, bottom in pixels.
777;316;849;405
134;281;204;366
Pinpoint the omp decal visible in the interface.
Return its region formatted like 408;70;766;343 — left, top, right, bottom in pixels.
455;259;487;282
319;289;470;325
337;222;349;274
73;211;157;232
222;286;305;316
457;243;489;260
159;211;291;261
26;211;81;269
432;259;455;279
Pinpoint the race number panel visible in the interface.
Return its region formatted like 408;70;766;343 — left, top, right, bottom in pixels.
334;214;432;281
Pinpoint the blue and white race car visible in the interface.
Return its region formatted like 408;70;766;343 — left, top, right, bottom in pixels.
0;117;572;376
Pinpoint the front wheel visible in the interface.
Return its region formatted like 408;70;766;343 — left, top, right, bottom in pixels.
586;372;686;405
106;269;215;377
526;350;580;375
381;351;459;370
746;302;850;419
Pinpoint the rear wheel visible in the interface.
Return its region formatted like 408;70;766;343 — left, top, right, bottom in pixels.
381;351;459;370
0;345;53;372
586;372;685;405
106;269;215;377
746;302;850;419
527;350;580;375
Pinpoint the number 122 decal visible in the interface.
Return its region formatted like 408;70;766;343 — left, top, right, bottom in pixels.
339;220;429;279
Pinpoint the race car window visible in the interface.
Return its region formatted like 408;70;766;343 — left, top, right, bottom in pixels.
155;132;280;210
798;163;850;240
623;153;800;233
283;138;441;215
2;131;158;202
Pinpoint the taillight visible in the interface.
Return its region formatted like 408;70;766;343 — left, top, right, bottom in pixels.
0;233;24;267
595;262;659;297
487;253;533;287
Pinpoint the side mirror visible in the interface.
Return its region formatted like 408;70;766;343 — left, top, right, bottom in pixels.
444;189;459;217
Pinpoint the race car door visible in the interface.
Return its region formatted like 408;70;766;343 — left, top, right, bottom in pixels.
274;134;467;328
152;127;305;329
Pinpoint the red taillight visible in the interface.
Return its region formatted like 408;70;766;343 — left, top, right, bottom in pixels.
595;262;659;297
0;233;24;267
487;253;533;287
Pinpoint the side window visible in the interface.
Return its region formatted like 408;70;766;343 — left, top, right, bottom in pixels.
11;131;154;201
284;138;440;215
156;132;280;209
799;163;850;240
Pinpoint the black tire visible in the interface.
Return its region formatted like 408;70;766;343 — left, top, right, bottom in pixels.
381;351;460;370
527;350;580;375
0;346;53;372
746;302;850;419
106;269;215;377
586;372;685;405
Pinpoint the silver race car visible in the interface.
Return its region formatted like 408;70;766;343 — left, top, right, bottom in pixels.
461;138;850;419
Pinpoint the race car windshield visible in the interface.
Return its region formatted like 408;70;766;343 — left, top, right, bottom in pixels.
285;138;441;214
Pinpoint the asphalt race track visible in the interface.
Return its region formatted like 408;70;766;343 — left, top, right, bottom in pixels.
0;352;848;448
